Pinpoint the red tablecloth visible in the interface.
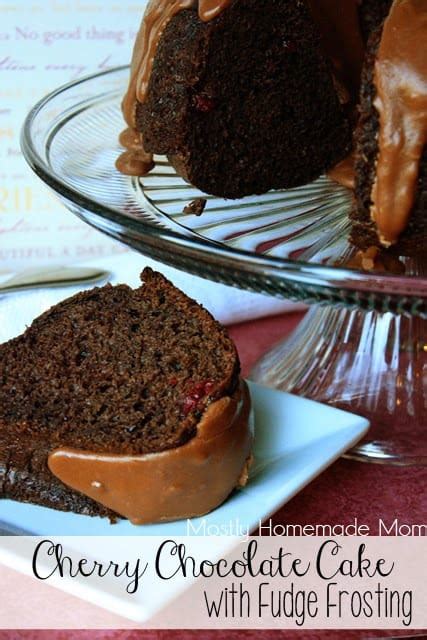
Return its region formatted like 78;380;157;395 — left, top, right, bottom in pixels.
1;311;426;640
228;312;427;536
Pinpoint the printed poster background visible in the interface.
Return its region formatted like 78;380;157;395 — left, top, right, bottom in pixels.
0;0;150;271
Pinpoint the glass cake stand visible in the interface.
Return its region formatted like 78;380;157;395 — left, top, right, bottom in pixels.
21;66;427;466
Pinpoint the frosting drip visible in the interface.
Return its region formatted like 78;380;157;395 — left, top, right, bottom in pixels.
117;0;232;176
198;0;232;21
370;0;427;247
122;0;193;128
327;153;355;190
48;380;253;525
115;128;155;176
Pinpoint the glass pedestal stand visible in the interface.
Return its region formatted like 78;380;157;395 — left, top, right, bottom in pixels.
252;305;426;465
21;66;427;467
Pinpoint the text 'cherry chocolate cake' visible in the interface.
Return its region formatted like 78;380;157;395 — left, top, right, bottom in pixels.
0;269;253;524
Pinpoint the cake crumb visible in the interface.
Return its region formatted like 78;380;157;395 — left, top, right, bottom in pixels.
360;246;380;271
237;454;254;488
183;198;207;216
347;246;405;273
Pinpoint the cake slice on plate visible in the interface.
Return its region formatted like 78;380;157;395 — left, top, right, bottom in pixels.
0;269;252;524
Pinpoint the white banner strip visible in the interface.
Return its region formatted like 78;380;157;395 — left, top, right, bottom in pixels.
0;536;425;629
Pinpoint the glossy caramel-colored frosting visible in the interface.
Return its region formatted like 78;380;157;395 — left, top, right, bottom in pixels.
327;153;355;189
198;0;232;21
117;0;232;176
48;380;253;525
115;128;155;176
370;0;427;247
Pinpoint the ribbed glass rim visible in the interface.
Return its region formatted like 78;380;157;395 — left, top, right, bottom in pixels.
20;65;427;306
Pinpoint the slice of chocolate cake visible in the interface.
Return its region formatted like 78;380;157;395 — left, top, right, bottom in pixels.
117;0;351;199
0;269;252;524
352;0;427;256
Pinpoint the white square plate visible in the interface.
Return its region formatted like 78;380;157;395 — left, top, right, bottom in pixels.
0;382;369;623
0;381;369;537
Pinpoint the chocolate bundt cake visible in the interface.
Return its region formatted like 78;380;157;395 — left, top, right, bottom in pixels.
352;0;427;256
117;0;425;257
0;269;252;524
117;0;351;198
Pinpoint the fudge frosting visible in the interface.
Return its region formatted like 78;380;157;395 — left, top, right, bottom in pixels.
115;127;154;176
48;380;253;525
117;0;232;176
370;0;427;247
327;153;356;190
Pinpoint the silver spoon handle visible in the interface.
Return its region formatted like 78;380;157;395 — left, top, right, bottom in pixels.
0;266;110;294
